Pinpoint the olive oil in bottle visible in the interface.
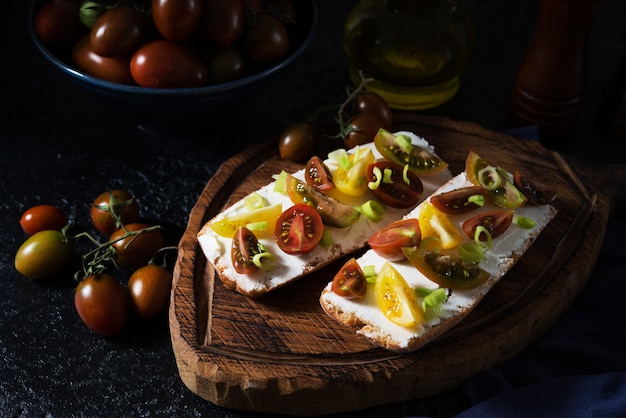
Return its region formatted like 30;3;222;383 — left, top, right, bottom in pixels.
344;0;474;110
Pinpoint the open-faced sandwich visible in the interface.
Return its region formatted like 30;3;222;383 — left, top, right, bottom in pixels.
319;151;558;352
197;129;452;297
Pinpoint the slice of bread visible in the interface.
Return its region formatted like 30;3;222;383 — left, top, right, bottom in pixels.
197;133;451;297
319;172;558;352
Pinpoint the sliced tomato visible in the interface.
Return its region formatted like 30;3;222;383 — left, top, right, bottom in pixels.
462;209;514;241
374;129;448;176
430;185;486;215
465;151;527;209
418;202;463;249
231;226;261;274
209;203;282;238
465;151;489;186
368;218;421;261
305;156;335;192
333;147;375;196
514;171;557;205
331;258;367;299
403;247;490;290
375;262;423;327
274;204;323;255
366;161;424;208
285;174;360;228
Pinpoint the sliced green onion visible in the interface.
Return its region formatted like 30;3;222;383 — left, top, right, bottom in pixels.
415;287;433;297
423;288;448;307
383;168;394;183
359;200;385;222
458;242;485;263
468;194;485;207
246;221;267;232
395;134;414;153
474;225;492;249
320;229;334;247
363;265;377;283
402;164;411;185
273;170;288;194
514;216;536;229
327;148;347;162
478;166;502;191
244;192;268;211
368;166;383;190
252;251;276;271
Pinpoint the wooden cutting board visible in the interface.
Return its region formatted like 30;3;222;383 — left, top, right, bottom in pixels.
169;113;626;416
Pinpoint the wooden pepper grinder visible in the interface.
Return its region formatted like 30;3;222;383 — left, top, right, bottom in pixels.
508;0;604;151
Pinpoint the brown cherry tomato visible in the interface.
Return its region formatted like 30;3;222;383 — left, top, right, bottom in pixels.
89;5;148;57
462;209;514;241
278;122;320;161
355;92;393;130
513;171;557;206
34;0;85;46
130;40;208;88
14;230;74;279
128;264;172;318
74;273;129;336
344;114;382;149
366;160;424;208
231;226;261;275
331;258;367;299
197;0;245;47
241;14;290;66
152;0;202;42
20;204;68;235
305;156;335;192
110;223;165;270
429;185;486;215
202;46;248;84
72;35;134;84
90;189;140;236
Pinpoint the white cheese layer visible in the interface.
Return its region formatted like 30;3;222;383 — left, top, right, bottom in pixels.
197;132;452;296
320;172;558;351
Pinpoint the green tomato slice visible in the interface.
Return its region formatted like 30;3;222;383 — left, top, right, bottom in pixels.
374;129;448;176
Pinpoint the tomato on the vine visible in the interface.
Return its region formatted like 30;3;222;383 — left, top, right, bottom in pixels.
90;189;140;235
331;258;367;299
278;122;320;161
274;203;323;255
20;204;67;235
128;264;172;318
110;223;165;269
344;114;382;149
74;273;129;336
355;92;393;131
366;160;424;208
368;218;421;261
15;230;74;279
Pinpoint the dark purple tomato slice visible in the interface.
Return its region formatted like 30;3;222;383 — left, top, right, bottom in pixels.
513;171;557;205
429;185;486;215
231;226;260;274
331;258;367;299
462;209;514;241
305;156;335;192
366;161;423;208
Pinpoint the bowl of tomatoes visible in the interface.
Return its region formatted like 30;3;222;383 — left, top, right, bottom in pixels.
29;0;318;137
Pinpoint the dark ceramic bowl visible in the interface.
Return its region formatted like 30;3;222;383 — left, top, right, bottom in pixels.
28;0;318;137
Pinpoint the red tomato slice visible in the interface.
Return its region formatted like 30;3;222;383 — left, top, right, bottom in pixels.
231;226;260;274
462;209;514;241
366;161;424;208
331;258;367;299
429;185;486;215
274;204;323;255
305;156;335;191
368;218;421;261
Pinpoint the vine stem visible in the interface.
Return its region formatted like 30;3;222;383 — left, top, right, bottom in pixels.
336;71;374;130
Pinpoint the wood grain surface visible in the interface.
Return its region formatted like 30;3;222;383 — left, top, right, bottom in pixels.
169;113;626;416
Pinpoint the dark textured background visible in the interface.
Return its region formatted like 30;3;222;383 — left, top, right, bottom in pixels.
1;1;625;417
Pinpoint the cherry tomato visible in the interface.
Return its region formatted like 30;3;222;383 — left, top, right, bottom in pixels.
15;230;74;279
465;152;527;209
197;0;244;47
274;203;323;255
305;156;335;192
285;174;360;228
203;46;248;84
368;218;421;261
208;203;282;239
110;223;165;269
89;5;148;57
333;147;375;196
429;185;486;215
514;171;557;205
90;189;140;235
72;35;134;84
462;209;514;241
403;247;490;291
241;14;290;66
278;122;320;161
34;0;85;46
231;226;262;274
344;114;381;149
151;0;201;42
355;92;393;130
74;273;129;336
374;129;448;176
131;40;208;88
418;202;462;250
331;258;367;299
366;160;424;208
375;262;423;327
267;0;297;29
20;204;67;235
128;264;172;318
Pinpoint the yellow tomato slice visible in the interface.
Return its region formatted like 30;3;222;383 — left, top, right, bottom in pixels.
333;147;375;196
375;262;423;327
418;202;462;249
209;203;282;238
